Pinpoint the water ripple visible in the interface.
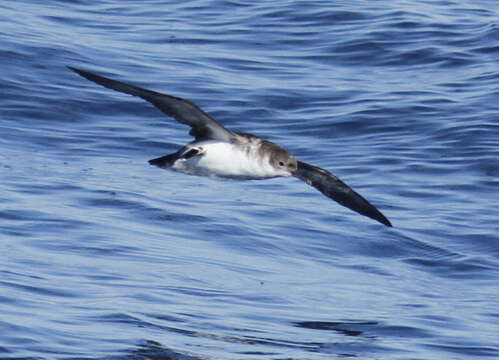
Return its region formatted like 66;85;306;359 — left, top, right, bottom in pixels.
1;0;499;359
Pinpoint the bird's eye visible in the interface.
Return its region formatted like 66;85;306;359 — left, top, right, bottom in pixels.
279;161;284;166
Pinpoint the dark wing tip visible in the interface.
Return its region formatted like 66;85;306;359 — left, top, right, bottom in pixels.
294;161;393;227
374;210;392;227
67;66;235;142
67;66;100;82
68;66;97;84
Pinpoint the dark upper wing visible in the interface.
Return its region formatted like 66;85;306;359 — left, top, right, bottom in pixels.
293;161;392;227
67;66;235;141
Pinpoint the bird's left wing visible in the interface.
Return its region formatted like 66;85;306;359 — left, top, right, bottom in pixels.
68;66;236;141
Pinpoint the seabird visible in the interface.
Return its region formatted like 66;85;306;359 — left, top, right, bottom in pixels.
68;67;392;227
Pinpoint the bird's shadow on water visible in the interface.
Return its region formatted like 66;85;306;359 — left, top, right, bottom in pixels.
96;314;426;359
99;319;422;360
107;340;202;360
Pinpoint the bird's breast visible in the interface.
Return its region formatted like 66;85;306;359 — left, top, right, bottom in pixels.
171;141;287;179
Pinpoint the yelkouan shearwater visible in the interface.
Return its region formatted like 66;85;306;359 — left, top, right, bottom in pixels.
68;67;392;227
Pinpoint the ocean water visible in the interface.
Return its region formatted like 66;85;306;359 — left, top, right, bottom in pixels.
1;0;499;359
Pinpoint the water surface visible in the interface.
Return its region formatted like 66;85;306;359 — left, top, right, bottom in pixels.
1;1;499;359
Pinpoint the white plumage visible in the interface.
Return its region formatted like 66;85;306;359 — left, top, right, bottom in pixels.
172;140;291;179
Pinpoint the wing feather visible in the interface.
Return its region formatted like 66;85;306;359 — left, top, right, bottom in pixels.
294;161;392;226
68;67;235;141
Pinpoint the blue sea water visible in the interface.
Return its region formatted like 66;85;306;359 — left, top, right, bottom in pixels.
1;0;499;359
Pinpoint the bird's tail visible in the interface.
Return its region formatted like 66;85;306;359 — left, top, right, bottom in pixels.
148;153;178;168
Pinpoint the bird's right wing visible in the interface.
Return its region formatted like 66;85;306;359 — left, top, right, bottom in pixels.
293;161;392;227
68;67;236;141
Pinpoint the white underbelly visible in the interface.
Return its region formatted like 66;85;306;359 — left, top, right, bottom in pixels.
171;141;282;179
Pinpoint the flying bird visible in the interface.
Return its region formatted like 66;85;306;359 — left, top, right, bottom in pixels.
68;66;392;227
